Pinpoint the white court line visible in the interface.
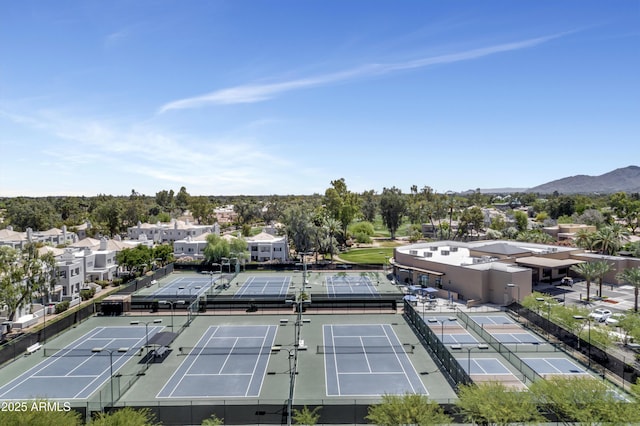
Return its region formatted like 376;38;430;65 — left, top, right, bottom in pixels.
245;326;273;397
381;325;421;394
359;337;373;373
164;327;219;397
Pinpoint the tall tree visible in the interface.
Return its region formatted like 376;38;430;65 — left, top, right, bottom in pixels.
190;196;215;224
324;178;360;241
92;197;123;236
616;267;640;312
360;190;378;223
379;187;406;239
593;224;629;255
574;229;597;251
175;186;191;213
322;217;341;263
0;244;56;321
593;259;612;299
203;234;230;264
571;261;600;302
283;205;315;256
155;189;175;212
233;199;260;226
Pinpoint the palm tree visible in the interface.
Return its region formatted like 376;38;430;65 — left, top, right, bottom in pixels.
571;261;600;303
616;267;640;312
574;229;596;251
593;259;612;299
323;217;341;263
593;224;629;255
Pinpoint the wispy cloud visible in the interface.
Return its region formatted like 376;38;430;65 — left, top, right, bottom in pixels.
1;106;296;195
104;29;129;48
159;33;567;113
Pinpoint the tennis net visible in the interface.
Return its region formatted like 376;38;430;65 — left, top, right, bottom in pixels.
43;348;136;357
317;343;414;354
176;346;270;356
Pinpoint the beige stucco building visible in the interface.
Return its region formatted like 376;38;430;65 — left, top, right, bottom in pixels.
393;240;640;305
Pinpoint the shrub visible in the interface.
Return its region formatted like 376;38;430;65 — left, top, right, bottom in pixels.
354;231;372;244
80;288;96;301
55;301;70;314
112;278;123;286
95;280;110;289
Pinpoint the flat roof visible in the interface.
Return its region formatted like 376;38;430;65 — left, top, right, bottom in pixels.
515;257;584;268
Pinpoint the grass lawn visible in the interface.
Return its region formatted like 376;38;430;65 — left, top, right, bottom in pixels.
372;215;413;238
338;247;395;264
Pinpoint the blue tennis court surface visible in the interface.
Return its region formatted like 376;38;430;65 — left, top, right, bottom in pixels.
323;324;426;396
469;314;515;325
157;325;276;398
233;276;291;298
0;326;162;400
426;320;478;344
325;275;380;298
470;314;542;344
522;358;588;376
148;277;213;299
460;358;511;375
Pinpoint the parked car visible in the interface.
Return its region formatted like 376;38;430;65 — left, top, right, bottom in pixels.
605;313;625;326
589;308;613;323
559;277;573;286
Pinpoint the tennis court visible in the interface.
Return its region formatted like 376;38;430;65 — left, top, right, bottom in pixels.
0;326;162;400
426;319;478;344
233;276;292;299
469;314;515;325
469;314;542;344
521;357;588;377
157;325;277;398
322;324;426;396
455;357;526;389
148;276;213;299
325;275;380;298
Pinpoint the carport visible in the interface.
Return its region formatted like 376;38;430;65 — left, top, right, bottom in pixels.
515;257;584;284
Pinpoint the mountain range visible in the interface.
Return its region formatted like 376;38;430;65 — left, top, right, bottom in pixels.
478;166;640;194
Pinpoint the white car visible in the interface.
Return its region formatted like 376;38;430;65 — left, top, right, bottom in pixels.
605;313;625;326
589;308;612;323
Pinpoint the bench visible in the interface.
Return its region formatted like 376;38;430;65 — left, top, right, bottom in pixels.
279;319;289;325
26;342;42;355
271;345;282;352
153;346;169;359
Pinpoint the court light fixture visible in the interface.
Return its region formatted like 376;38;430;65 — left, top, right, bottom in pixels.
91;347;129;407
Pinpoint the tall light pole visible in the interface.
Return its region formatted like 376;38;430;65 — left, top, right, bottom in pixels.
573;315;591;367
286;348;295;426
428;317;457;342
130;319;162;359
92;347;129;407
158;300;185;331
451;344;489;377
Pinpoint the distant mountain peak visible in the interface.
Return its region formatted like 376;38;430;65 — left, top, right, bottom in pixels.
526;165;640;194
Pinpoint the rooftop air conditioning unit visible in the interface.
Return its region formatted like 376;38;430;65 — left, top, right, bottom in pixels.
410;250;418;255
450;247;458;252
430;246;438;251
424;252;433;258
441;250;450;256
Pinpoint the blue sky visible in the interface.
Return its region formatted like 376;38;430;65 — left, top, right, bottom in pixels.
1;1;638;197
